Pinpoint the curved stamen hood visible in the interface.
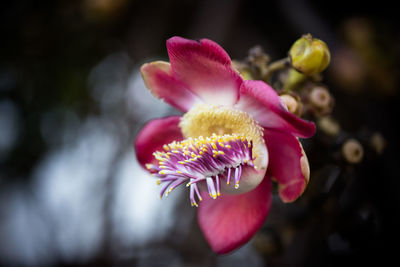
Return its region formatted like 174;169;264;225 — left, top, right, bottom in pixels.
179;104;267;169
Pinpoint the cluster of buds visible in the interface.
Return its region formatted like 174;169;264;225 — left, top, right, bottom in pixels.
232;34;385;167
339;132;386;165
233;46;271;80
234;33;333;116
237;33;388;261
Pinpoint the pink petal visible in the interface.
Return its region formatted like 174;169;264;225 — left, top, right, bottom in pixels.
264;129;310;203
198;176;272;254
134;116;184;168
140;61;202;112
235;80;316;138
167;36;243;106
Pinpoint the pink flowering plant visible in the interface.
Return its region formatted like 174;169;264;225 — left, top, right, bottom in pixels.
134;37;316;254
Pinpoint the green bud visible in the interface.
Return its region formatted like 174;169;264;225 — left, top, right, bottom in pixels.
289;34;331;76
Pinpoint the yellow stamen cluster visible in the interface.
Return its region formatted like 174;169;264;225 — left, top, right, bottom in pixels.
152;133;253;168
179;104;264;166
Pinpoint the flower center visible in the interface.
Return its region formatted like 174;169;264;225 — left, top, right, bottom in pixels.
148;104;268;207
179;104;265;168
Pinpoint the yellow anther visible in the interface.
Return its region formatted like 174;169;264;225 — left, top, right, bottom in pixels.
235;183;240;189
163;144;169;151
218;151;225;155
145;164;152;169
211;142;217;149
159;170;166;175
156;179;161;185
176;170;182;174
225;145;231;148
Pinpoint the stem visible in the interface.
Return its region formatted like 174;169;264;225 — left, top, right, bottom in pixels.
282;68;307;92
262;57;290;83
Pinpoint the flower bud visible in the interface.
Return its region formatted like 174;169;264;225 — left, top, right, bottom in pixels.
289;34;331;76
317;116;340;137
279;93;302;116
369;132;386;155
309;86;332;109
247;46;270;78
342;139;364;164
280;94;298;113
304;85;334;117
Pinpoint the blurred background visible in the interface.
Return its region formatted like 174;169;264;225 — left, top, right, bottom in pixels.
1;0;399;266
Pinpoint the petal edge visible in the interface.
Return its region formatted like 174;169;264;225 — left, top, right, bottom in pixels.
140;61;201;112
198;176;272;254
236;80;316;138
167;37;243;106
134;116;184;168
264;129;310;203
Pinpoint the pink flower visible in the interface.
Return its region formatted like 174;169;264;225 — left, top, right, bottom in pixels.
134;37;316;254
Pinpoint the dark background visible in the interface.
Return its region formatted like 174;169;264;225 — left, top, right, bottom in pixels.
1;0;399;266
